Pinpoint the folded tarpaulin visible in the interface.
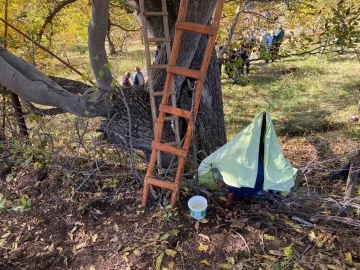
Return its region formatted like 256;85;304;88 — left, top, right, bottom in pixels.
198;111;297;193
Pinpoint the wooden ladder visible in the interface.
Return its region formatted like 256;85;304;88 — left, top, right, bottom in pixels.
140;0;181;169
141;0;225;207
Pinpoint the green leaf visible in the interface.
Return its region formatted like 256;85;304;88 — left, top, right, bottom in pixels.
155;252;164;270
165;249;177;257
219;263;231;269
20;197;27;207
198;242;209;252
158;233;169;242
200;259;210;265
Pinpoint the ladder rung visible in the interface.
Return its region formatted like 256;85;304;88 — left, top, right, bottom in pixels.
164;115;178;121
159;104;191;119
142;11;168;16
145;177;178;191
148;64;167;70
152;141;187;157
167;66;203;80
176;21;217;36
147;38;171;43
151;91;176;97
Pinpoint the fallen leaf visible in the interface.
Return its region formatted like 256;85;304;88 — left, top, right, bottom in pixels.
122;251;129;263
326;265;338;270
263;234;276;241
1;232;11;238
169;229;179;236
158;233;169;242
113;223;119;232
11;242;18;251
198;233;210;242
345;252;353;264
168;261;175;269
262;255;277;261
227;257;235;265
75;241;87;250
198;242;209;252
200;259;210;265
155;252;164;270
133;249;141;256
268;250;283;256
230;221;245;229
219;263;231;269
219;196;227;202
200;218;209;223
165;249;177;257
123;246;134;252
47;243;54;251
91;234;98;243
110;235;118;242
89;266;95;270
70;226;77;234
195;221;199;231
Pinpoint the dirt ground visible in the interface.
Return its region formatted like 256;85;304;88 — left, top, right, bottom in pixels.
1;134;360;270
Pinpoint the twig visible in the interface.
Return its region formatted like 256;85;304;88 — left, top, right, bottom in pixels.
71;168;97;198
295;244;313;263
230;229;251;259
117;82;142;185
291;216;314;227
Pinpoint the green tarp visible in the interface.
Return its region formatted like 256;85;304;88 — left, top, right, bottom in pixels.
198;111;297;192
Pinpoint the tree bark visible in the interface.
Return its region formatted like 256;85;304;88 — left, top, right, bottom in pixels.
89;0;114;91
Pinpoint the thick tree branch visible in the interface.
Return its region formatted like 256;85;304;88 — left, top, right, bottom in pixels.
88;0;113;91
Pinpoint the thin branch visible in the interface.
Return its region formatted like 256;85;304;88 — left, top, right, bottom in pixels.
38;0;79;40
230;229;251;259
111;22;142;32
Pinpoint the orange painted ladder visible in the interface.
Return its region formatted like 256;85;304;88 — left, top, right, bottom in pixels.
141;0;225;207
139;0;181;169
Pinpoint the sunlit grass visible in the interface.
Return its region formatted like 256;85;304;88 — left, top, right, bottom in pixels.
222;54;360;140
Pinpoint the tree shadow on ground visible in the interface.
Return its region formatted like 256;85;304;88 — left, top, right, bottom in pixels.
273;109;347;137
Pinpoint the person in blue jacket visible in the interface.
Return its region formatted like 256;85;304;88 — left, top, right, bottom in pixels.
132;66;145;86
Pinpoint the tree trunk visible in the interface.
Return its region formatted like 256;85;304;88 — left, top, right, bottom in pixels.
133;0;227;158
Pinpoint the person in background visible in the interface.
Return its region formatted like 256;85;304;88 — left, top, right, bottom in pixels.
265;10;271;18
271;26;285;61
233;44;249;84
132;66;145;86
122;72;131;87
261;31;273;63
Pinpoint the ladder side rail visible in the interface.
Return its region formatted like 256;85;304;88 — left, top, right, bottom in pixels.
162;0;181;143
140;0;163;168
